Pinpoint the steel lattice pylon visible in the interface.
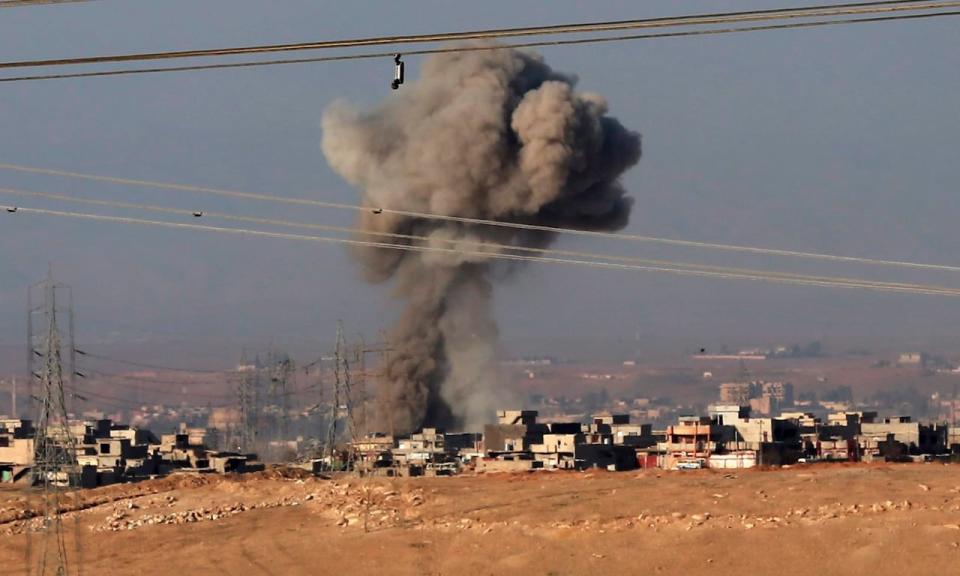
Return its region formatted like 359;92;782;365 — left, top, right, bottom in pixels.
28;274;80;576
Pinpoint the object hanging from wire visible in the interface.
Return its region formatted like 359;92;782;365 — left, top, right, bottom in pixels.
391;54;404;90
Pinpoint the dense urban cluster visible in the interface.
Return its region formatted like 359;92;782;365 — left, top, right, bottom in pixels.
0;417;262;487
349;404;960;476
5;371;960;487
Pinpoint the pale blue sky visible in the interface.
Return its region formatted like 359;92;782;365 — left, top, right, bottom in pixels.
1;1;959;364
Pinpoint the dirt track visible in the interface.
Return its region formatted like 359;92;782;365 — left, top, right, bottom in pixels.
3;464;960;575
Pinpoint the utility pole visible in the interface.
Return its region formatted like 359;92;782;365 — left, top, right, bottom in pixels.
28;272;80;576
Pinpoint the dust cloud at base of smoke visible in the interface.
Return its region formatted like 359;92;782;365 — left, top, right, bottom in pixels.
322;44;641;434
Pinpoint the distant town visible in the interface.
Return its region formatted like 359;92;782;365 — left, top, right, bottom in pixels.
5;345;960;486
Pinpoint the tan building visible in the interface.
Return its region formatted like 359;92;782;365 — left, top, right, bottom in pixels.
483;410;547;453
899;352;924;365
719;383;755;404
661;416;723;469
0;419;34;483
720;381;793;415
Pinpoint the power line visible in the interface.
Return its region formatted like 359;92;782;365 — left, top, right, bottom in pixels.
0;1;951;70
3;164;960;275
77;350;229;374
74;377;330;406
70;385;237;410
80;371;244;401
82;367;232;386
3;9;959;83
9;204;960;298
67;388;141;412
84;353;361;396
69;385;158;407
2;184;958;292
0;0;95;7
71;365;351;407
77;352;358;400
71;380;332;410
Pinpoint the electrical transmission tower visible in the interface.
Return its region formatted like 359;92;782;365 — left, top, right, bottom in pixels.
377;329;396;440
27;272;80;576
266;350;294;446
28;273;76;414
324;322;359;470
353;337;367;440
236;353;261;453
340;329;359;470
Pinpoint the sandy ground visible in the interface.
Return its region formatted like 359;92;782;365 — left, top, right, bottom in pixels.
3;464;960;576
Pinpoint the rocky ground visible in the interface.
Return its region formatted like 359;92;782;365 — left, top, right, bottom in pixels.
2;464;960;575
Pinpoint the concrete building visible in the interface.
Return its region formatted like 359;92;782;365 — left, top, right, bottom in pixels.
949;428;960;453
483;410;548;453
0;419;34;483
860;416;947;455
719;383;755;405
479;411;644;471
530;432;582;469
719;381;794;415
898;352;925;365
393;428;451;470
1;416;266;487
661;416;724;469
388;428;484;476
350;433;396;474
750;381;794;415
705;405;803;465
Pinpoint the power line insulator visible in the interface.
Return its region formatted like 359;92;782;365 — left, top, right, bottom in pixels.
391;54;404;90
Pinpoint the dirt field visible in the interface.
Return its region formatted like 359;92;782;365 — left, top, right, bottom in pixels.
3;464;960;575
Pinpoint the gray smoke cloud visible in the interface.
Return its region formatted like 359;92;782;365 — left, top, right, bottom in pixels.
321;46;641;434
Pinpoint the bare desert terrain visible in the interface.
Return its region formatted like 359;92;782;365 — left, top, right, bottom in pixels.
3;465;960;576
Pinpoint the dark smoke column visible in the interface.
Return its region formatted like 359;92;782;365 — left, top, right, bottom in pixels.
322;46;641;434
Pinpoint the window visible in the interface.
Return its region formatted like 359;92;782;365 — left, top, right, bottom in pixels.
100;443;111;454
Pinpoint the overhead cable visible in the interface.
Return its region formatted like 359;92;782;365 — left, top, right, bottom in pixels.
0;0;94;7
3;163;959;274
0;1;952;70
81;370;240;400
3;9;960;82
8;205;960;298
2;185;957;291
79;350;229;374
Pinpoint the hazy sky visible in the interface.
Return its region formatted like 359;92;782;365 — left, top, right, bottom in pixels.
1;1;959;365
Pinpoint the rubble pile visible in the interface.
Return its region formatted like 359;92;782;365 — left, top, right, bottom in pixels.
330;484;424;529
96;501;251;532
83;478;428;533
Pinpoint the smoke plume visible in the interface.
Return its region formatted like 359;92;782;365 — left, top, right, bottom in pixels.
321;46;641;434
